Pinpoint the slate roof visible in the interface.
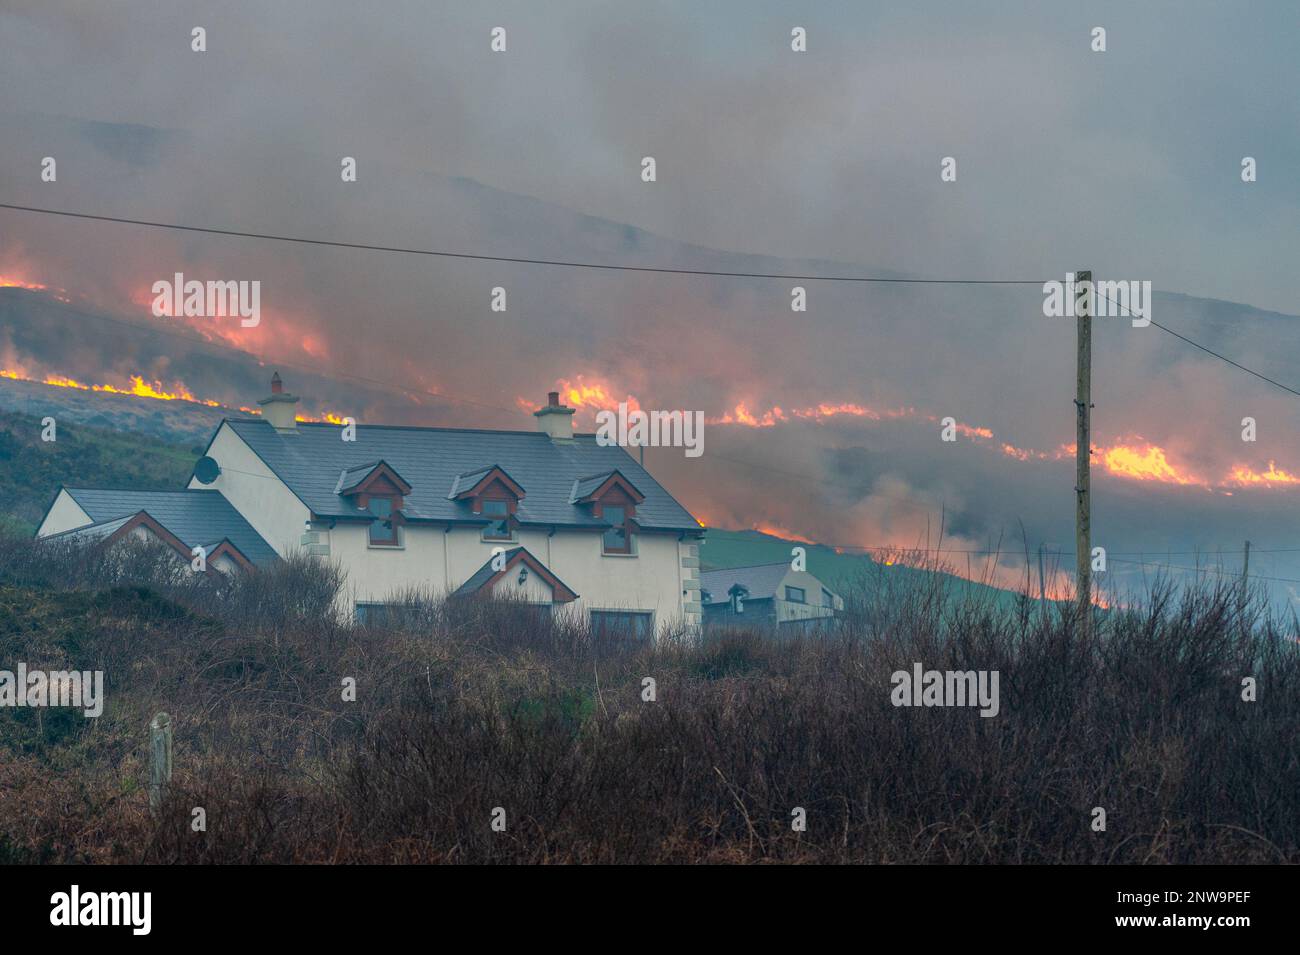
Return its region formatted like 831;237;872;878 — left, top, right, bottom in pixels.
699;563;793;602
217;419;702;531
447;465;496;499
335;462;383;494
57;488;279;566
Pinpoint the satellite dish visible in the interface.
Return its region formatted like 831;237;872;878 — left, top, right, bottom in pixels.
193;456;221;485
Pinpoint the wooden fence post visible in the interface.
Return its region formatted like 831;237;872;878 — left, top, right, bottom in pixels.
149;712;172;815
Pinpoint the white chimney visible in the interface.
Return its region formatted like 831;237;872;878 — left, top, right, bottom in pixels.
257;371;299;432
533;390;575;441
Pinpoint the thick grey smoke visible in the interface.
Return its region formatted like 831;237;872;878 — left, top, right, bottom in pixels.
2;1;1298;606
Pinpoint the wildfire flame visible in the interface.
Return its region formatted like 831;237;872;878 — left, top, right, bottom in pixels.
1100;444;1203;485
1;367;345;423
0;273;71;303
525;374;1300;494
1;369;222;406
708;401;927;429
750;522;816;544
1226;461;1300;487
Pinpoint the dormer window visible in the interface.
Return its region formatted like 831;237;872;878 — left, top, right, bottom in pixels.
447;465;526;541
334;460;413;550
570;470;646;558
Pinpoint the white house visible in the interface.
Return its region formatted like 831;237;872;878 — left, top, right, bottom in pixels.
36;375;706;638
700;562;843;630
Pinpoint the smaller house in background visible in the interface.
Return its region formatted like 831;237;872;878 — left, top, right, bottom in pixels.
700;562;843;631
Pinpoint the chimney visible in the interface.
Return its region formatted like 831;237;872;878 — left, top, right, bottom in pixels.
257;371;299;432
533;390;575;441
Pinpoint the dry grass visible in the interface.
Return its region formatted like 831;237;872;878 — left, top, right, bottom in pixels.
0;533;1296;864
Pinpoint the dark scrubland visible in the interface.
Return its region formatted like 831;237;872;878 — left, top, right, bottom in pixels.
0;532;1295;864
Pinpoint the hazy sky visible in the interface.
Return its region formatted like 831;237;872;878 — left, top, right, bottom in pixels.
2;1;1298;605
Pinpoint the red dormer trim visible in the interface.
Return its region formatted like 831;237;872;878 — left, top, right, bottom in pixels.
577;472;646;525
340;461;413;498
452;466;526;505
575;470;646;509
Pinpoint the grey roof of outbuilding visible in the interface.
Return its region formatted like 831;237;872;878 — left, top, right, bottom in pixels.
699;563;793;601
218;419;702;531
46;513;135;543
59;488;279;566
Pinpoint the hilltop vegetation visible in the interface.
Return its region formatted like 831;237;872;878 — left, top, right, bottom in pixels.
0;531;1295;864
0;410;198;535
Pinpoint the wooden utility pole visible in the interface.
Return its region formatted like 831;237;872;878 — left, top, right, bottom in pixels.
1075;270;1092;635
1038;544;1048;627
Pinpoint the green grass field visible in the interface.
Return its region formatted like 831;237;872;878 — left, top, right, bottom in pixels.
0;410;197;535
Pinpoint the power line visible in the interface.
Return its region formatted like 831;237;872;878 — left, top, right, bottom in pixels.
5;202;1296;398
1149;318;1300;399
0;202;1044;285
8;201;1298;405
1107;555;1300;586
1091;289;1300;399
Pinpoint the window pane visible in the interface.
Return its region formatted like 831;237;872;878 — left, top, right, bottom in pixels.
602;506;628;552
480;500;511;539
785;586;806;603
603;525;627;552
368;496;397;545
592;610;652;643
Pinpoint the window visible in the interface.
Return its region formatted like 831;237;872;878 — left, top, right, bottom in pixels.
481;499;512;540
822;587;835;608
591;610;653;642
601;505;633;554
785;585;806;604
367;496;400;546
